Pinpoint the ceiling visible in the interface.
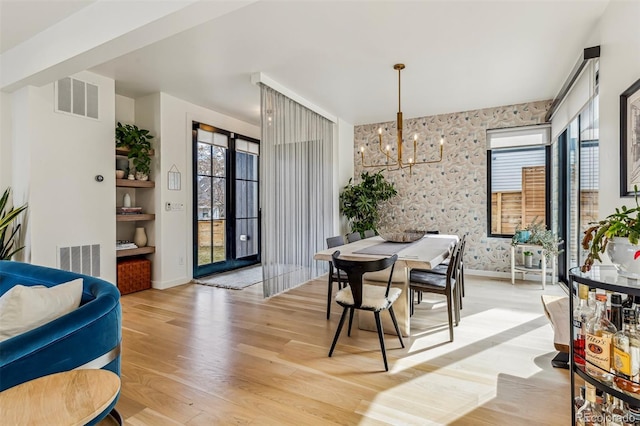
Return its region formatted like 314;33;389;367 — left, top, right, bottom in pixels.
1;1;609;126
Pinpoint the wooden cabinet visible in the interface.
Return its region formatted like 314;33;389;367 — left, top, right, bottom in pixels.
510;243;557;289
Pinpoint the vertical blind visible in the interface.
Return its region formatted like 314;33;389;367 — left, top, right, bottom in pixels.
260;84;334;297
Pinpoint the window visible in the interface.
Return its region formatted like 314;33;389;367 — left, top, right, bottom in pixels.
487;125;551;237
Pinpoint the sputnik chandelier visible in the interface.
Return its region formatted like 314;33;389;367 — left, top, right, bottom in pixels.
360;64;444;174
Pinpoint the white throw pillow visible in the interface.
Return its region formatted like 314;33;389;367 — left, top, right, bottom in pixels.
0;278;83;342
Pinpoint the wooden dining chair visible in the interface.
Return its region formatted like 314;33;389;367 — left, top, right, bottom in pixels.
325;236;346;319
409;240;462;342
363;229;376;238
329;251;404;371
346;232;362;243
430;235;466;306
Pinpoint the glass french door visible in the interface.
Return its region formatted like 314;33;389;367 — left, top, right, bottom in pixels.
193;122;260;278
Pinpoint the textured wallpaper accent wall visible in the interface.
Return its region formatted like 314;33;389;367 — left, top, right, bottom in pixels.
353;100;552;272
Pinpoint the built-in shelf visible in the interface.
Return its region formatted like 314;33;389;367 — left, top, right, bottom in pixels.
116;246;155;258
116;179;155;188
116;147;155;156
116;213;155;222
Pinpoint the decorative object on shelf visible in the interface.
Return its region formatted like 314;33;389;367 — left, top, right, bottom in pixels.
0;187;28;260
115;157;129;174
115;122;153;180
133;227;147;248
511;217;561;260
115;170;125;179
619;78;640;197
582;186;640;274
359;64;443;175
168;164;181;191
523;251;533;268
127;174;135;180
123;193;131;208
339;171;397;235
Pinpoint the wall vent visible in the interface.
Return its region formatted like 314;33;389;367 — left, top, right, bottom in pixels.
55;77;99;120
58;244;101;277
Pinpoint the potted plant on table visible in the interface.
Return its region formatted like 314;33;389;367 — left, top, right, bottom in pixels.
115;122;154;180
339;171;397;236
511;217;562;261
523;250;534;268
581;188;640;276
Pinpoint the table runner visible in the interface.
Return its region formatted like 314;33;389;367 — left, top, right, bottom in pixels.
352;241;417;256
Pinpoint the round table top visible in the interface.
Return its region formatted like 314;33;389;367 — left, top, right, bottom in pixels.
0;369;120;426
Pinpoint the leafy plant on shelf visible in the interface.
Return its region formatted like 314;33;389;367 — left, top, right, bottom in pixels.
511;217;562;260
115;122;154;177
0;187;28;260
339;171;397;235
581;186;640;272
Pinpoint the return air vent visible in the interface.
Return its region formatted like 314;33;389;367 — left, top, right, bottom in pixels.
58;244;101;277
55;77;99;119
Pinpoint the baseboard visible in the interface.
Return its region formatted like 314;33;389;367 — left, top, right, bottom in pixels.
467;269;549;282
152;277;191;290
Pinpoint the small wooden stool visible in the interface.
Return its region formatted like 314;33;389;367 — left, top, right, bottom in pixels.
541;294;570;369
0;369;121;425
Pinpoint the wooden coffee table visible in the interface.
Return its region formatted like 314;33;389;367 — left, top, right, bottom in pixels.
0;369;121;425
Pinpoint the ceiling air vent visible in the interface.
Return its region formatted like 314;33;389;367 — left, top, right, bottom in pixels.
55;77;99;120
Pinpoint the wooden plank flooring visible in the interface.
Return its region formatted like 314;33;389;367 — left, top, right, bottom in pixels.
115;275;570;425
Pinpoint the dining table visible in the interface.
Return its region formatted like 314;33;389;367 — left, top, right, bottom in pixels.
314;234;459;337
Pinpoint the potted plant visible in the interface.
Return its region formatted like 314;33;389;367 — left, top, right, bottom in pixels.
115;122;154;180
511;217;562;261
339;171;397;235
523;250;534;268
0;187;28;260
581;188;640;275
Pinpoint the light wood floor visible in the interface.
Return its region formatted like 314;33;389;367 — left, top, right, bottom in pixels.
115;274;570;425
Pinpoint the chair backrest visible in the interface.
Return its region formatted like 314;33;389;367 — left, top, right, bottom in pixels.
363;229;375;238
327;235;345;249
444;241;462;283
346;232;362;243
332;251;398;308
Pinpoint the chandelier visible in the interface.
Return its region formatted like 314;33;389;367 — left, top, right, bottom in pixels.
360;64;444;174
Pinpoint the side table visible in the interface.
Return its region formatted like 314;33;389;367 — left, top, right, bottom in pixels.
0;369;121;425
510;243;557;289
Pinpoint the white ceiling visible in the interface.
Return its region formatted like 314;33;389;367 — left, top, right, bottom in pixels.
1;1;609;126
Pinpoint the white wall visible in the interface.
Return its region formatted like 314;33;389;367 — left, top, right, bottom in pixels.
115;94;135;124
598;0;640;214
0;92;12;191
10;71;116;281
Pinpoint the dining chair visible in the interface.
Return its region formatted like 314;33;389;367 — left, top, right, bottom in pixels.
430;235;466;305
409;240;462;342
329;251;404;371
325;235;346;319
363;229;375;238
346;232;362;243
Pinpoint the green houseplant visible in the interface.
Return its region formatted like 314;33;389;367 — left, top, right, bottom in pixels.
115;122;154;179
581;188;640;273
0;187;28;260
339;171;397;236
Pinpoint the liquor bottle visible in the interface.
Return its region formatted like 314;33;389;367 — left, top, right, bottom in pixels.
606;396;629;426
574;284;595;365
613;308;640;396
612;294;624;330
585;293;617;384
576;383;603;426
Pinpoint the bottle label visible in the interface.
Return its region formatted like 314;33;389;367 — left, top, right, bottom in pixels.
573;319;582;338
586;333;612;373
613;346;632;376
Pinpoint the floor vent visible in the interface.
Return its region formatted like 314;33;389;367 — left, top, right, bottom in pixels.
58;244;100;277
55;77;99;120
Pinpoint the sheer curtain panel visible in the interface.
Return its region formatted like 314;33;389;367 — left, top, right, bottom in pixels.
260;84;334;297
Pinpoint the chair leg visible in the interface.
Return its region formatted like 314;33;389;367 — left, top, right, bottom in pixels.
410;289;414;317
328;307;349;357
388;306;404;348
326;276;333;320
347;307;355;336
461;264;465;297
445;291;454;342
374;311;388;371
453;285;460;326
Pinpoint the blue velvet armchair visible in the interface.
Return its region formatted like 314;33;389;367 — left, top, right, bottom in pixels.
0;260;122;424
